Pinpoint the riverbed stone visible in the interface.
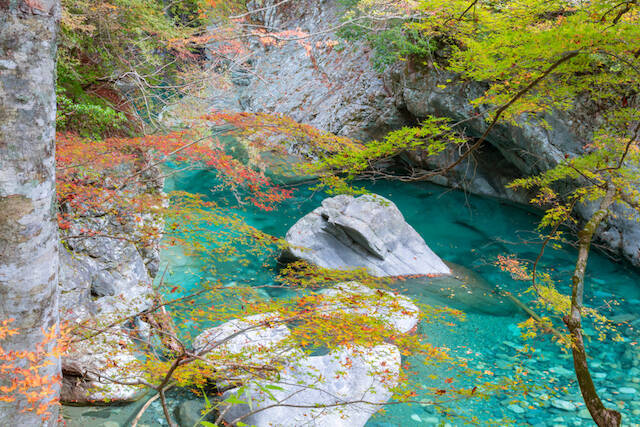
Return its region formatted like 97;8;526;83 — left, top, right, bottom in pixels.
550;366;573;376
551;399;577;411
508;404;525;414
176;399;209;427
611;313;638;323
577;408;592;419
220;344;401;427
282;194;451;277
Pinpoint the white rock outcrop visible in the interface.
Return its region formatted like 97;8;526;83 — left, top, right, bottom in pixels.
282;194;451;277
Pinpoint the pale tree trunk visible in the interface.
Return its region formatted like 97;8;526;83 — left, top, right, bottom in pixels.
0;1;61;426
564;183;622;427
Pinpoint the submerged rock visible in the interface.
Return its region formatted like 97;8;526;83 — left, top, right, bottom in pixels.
220;344;401;427
282;194;451;277
319;281;420;334
176;399;210;427
395;263;520;317
507;404;525;414
551;399;577;411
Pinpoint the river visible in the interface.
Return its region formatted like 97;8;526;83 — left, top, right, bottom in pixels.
64;166;640;426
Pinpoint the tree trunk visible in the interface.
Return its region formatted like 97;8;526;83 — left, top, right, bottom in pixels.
0;1;61;425
564;183;621;427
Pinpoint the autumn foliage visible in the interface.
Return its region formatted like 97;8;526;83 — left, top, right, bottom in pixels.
0;320;68;422
56;129;293;243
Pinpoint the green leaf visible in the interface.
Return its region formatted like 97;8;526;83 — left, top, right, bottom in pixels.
224;395;247;405
264;385;285;391
202;388;211;410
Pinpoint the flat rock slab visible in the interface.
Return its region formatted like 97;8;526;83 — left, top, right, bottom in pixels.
282;194;451;277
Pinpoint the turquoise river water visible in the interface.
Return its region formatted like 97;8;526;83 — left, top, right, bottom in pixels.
65;167;640;427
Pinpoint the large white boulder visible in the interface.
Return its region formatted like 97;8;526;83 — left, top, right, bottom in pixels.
282;194;450;277
193;313;294;369
221;344;401;427
319;282;420;334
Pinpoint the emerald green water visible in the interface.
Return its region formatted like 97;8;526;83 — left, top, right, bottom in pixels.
66;168;640;426
157;169;640;426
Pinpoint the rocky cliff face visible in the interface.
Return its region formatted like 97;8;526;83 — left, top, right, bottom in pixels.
232;0;640;267
238;0;408;141
57;161;163;403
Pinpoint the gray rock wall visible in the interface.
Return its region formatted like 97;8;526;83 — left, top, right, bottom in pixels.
234;0;640;267
57;161;162;403
239;0;407;141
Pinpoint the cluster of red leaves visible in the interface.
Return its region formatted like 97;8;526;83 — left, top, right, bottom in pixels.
170;27;247;61
495;255;532;281
56;130;292;241
0;319;69;422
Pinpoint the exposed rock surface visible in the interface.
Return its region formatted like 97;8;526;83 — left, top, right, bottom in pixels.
61;332;145;404
193;313;293;368
282;194;451;277
239;0;407;142
58;237;154;404
319;281;420;333
58;164;162;403
59;238;154;324
220;344;401;427
234;0;640;267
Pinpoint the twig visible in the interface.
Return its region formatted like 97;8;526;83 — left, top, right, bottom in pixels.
131;387;172;427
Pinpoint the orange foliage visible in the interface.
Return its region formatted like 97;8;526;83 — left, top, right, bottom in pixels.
0;319;69;422
204;110;359;154
495;255;532;281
